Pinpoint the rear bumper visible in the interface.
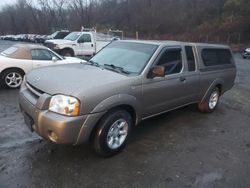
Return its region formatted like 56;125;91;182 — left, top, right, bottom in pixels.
19;85;105;145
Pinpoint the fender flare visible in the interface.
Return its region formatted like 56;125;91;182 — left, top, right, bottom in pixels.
200;79;224;103
60;48;74;56
91;94;142;124
75;94;142;144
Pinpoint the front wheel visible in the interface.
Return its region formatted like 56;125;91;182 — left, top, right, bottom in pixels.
198;87;220;113
1;69;24;89
93;110;132;157
62;49;74;57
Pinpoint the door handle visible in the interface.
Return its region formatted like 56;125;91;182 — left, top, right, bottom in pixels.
72;44;76;46
179;77;186;82
91;44;94;47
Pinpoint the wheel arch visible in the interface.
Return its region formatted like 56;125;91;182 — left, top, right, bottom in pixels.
76;94;142;144
88;104;137;143
61;48;74;56
200;79;224;103
1;67;26;77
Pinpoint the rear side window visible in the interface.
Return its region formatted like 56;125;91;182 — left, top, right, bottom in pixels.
185;46;196;71
202;49;232;66
1;47;18;56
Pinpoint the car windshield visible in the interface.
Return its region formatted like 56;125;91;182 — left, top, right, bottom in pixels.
1;47;18;57
64;32;81;41
90;41;158;75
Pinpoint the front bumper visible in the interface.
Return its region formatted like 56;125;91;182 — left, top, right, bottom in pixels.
19;83;105;145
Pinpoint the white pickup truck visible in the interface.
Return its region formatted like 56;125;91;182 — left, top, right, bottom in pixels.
44;32;112;57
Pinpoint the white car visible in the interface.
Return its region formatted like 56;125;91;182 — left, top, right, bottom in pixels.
0;44;85;89
242;47;250;59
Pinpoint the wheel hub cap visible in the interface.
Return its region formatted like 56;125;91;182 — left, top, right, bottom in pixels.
107;119;128;150
209;91;219;109
5;72;22;88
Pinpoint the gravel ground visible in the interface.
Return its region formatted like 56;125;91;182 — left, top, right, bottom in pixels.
0;40;250;188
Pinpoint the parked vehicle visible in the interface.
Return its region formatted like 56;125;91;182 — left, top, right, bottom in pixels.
2;35;15;41
19;40;236;156
44;31;111;57
242;47;250;59
0;44;85;89
34;35;48;43
46;30;70;40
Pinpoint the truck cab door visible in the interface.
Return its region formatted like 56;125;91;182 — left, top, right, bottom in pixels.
142;47;199;118
77;33;95;56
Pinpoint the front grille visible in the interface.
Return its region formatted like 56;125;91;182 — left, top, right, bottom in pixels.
26;82;44;98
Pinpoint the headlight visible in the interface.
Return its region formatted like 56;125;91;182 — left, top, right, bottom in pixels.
49;95;80;116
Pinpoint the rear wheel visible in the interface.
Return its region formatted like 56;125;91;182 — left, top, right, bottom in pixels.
1;69;24;89
198;87;220;113
93;110;132;157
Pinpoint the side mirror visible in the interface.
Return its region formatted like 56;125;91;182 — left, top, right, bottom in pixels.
52;57;57;62
148;66;165;78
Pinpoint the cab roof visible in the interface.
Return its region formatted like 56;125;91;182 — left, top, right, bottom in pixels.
117;40;229;48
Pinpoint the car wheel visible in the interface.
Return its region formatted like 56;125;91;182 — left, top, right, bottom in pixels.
198;87;220;113
93;110;132;157
62;49;74;57
1;69;24;89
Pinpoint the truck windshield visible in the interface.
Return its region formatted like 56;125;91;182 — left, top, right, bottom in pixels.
64;32;81;41
90;41;158;75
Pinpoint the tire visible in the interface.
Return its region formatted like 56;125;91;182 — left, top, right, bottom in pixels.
62;49;74;57
93;110;132;157
198;87;220;113
1;69;24;89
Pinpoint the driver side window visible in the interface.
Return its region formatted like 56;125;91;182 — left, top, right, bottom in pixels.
78;34;91;43
31;49;52;61
156;48;182;75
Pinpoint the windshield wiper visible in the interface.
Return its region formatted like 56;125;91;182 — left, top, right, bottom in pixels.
103;64;131;75
87;60;100;67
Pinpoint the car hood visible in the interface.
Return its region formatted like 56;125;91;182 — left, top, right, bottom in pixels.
45;39;73;45
61;56;86;63
245;48;250;52
26;64;128;96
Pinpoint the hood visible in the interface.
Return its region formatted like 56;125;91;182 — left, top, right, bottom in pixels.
245;48;250;52
26;64;127;96
64;56;86;62
59;57;86;64
45;39;73;45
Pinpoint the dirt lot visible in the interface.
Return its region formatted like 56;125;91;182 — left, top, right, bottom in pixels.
0;41;250;188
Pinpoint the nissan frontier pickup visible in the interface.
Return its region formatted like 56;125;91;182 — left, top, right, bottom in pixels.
19;40;236;156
